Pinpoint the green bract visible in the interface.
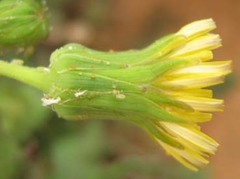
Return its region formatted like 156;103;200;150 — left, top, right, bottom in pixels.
47;35;188;123
0;0;49;47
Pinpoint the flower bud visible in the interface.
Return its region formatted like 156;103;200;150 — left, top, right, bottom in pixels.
0;0;49;47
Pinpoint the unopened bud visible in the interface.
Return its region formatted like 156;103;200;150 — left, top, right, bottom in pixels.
0;0;49;47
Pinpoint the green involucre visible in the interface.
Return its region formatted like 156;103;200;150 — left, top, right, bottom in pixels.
44;36;194;144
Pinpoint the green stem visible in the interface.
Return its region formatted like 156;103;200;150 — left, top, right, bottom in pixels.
0;60;52;92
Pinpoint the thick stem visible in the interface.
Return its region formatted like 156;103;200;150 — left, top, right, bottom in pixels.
0;60;52;92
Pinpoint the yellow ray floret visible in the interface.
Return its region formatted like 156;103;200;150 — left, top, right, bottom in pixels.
156;122;219;171
150;19;231;170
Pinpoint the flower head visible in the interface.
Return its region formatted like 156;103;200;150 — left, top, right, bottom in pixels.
0;18;231;171
42;19;230;171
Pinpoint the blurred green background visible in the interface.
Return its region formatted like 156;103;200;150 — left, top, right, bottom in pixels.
0;0;239;178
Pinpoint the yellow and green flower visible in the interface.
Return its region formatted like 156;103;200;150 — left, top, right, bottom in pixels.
0;19;231;170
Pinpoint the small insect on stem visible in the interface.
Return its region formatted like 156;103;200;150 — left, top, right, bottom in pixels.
41;96;61;106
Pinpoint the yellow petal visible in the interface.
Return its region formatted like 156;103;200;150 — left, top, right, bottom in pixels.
160;73;226;89
176;50;214;62
165;106;212;123
156;137;210;171
171;34;221;57
175;96;224;112
163;89;213;98
171;61;231;75
161;122;219;154
176;18;216;40
159;140;200;171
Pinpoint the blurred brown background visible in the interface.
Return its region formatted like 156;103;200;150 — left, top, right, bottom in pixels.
44;0;239;178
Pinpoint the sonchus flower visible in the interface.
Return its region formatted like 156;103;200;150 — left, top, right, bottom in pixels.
0;0;49;47
0;19;231;171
